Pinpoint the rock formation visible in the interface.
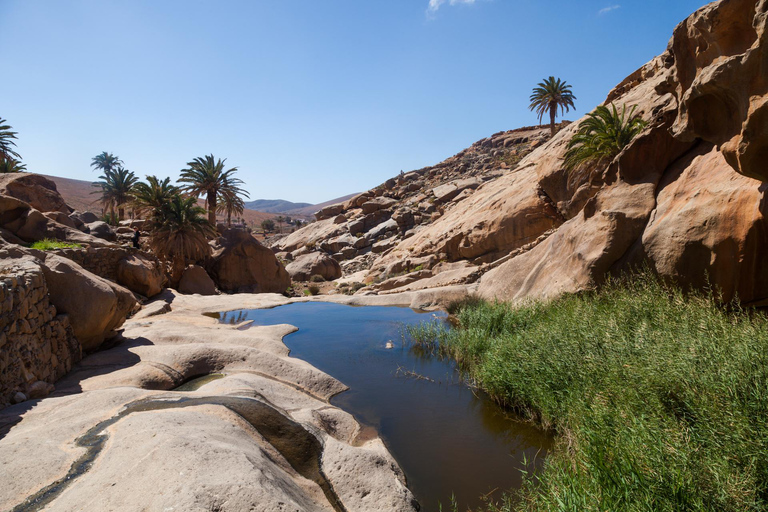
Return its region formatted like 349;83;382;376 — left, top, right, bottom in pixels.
208;228;291;294
273;0;768;305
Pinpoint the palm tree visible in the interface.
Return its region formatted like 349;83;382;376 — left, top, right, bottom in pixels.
276;215;285;234
563;104;646;170
217;188;245;227
529;76;577;137
93;166;138;221
0;118;21;162
0;158;26;173
146;194;215;286
178;154;249;225
90;152;123;174
132;175;179;219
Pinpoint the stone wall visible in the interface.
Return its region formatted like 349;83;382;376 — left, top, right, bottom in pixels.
0;258;80;408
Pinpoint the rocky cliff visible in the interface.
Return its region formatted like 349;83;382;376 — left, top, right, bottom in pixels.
274;0;768;305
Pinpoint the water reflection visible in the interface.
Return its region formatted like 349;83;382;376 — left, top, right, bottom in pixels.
214;303;551;512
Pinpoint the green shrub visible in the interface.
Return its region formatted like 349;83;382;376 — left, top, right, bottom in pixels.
564;103;646;170
409;273;768;511
30;239;82;251
307;285;320;296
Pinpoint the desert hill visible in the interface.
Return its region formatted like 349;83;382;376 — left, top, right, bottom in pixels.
272;0;768;305
42;173;280;228
243;199;312;214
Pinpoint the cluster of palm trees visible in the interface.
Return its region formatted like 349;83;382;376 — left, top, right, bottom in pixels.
0;118;27;173
91;152;249;226
91;152;250;285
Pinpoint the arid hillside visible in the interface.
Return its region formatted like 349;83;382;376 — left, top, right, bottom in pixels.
43;173;281;228
272;0;768;305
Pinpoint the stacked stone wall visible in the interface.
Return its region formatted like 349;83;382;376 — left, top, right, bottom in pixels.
0;259;80;408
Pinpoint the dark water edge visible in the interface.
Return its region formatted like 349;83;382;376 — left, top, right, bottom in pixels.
215;302;551;512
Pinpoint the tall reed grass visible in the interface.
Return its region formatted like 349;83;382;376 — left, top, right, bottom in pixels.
408;274;768;511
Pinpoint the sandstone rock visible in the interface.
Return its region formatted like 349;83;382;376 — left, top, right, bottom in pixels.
41;254;137;351
44;211;78;229
271;218;346;253
208;229;291;294
26;380;53;399
314;203;344;220
10;392;26;404
619;143;768;303
431;178;482;204
117;254;165;298
87;221;117;241
285;252;342;282
361;196;397;214
178;265;217;296
0;173;69;214
321;233;358;254
372;238;397;254
72;210;99;224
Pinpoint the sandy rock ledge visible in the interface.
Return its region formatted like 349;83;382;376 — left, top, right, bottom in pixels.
0;292;422;512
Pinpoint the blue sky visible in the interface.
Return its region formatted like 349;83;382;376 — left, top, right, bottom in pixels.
1;0;709;204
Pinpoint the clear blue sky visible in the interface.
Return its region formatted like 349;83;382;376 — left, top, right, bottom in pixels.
1;0;709;204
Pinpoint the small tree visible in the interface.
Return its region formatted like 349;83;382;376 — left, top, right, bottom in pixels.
261;219;275;233
146;194;215;286
276;216;285;234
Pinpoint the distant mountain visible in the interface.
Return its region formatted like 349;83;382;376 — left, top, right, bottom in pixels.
283;193;359;218
243;199;312;214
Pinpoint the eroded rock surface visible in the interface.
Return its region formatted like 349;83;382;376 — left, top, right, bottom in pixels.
0;292;420;512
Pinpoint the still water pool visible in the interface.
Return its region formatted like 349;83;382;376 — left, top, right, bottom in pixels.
214;302;550;511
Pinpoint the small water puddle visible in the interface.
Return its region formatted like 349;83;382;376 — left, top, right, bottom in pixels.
214;302;551;512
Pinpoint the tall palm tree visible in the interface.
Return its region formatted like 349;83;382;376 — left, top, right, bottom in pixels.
217;188;245;227
146;194;215;286
90;152;123;174
0;158;26;173
0;117;21;162
93;166;138;221
131;175;179;219
529;76;577;137
563;104;646;170
178;154;249;225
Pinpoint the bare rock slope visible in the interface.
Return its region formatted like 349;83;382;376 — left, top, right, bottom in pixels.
274;0;768;305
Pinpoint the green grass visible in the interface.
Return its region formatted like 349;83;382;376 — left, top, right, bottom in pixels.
407;274;768;511
29;239;83;250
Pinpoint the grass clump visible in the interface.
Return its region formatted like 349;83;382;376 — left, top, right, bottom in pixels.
310;274;325;283
409;274;768;511
30;239;82;250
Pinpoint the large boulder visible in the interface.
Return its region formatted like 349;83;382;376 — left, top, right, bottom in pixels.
87;221;117;242
178;265;217;296
35;253;137;352
0;173;70;214
208;229;291;293
284;252;342;282
72;211;99;224
117;254;165;298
